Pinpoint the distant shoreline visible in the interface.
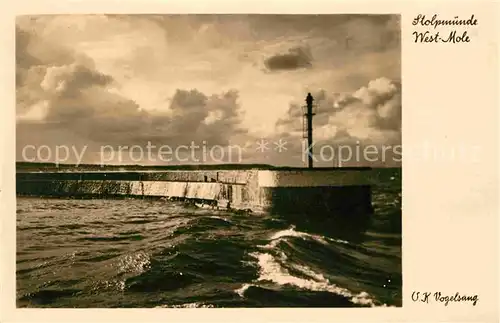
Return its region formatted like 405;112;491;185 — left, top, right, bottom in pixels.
16;162;385;172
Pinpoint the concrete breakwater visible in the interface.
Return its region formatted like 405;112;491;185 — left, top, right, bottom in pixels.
17;168;374;233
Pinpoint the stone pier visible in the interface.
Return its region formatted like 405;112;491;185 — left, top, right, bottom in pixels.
16;168;373;235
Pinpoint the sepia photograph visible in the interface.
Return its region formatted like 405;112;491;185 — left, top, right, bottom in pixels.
15;14;402;308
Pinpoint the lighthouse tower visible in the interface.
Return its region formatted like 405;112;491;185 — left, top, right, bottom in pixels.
303;92;315;168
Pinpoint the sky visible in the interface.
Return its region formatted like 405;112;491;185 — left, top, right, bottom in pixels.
16;14;401;167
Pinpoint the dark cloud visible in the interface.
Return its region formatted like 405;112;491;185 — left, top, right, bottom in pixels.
127;14;399;44
267;77;402;166
142;88;247;148
16;21;249;164
15;23;115;114
16;27;41;86
16;86;249;164
16;15;401;167
264;46;312;71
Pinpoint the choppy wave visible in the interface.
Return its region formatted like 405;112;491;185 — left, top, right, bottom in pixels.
17;179;401;308
234;227;387;307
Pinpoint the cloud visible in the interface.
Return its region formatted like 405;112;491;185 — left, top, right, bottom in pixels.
16;15;401;167
16;20;249;164
277;77;400;141
41;64;113;97
335;77;401;136
266;77;402;166
143;89;247;148
264;46;313;71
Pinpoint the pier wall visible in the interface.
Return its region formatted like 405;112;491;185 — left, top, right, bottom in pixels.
15;170;251;184
16;169;263;209
16;169;373;233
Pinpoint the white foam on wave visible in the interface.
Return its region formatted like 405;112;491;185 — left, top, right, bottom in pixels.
155;302;215;308
325;237;349;245
246;251;376;306
265;226;349;249
208;215;231;223
115;251;151;275
235;226;383;307
235;283;252;297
